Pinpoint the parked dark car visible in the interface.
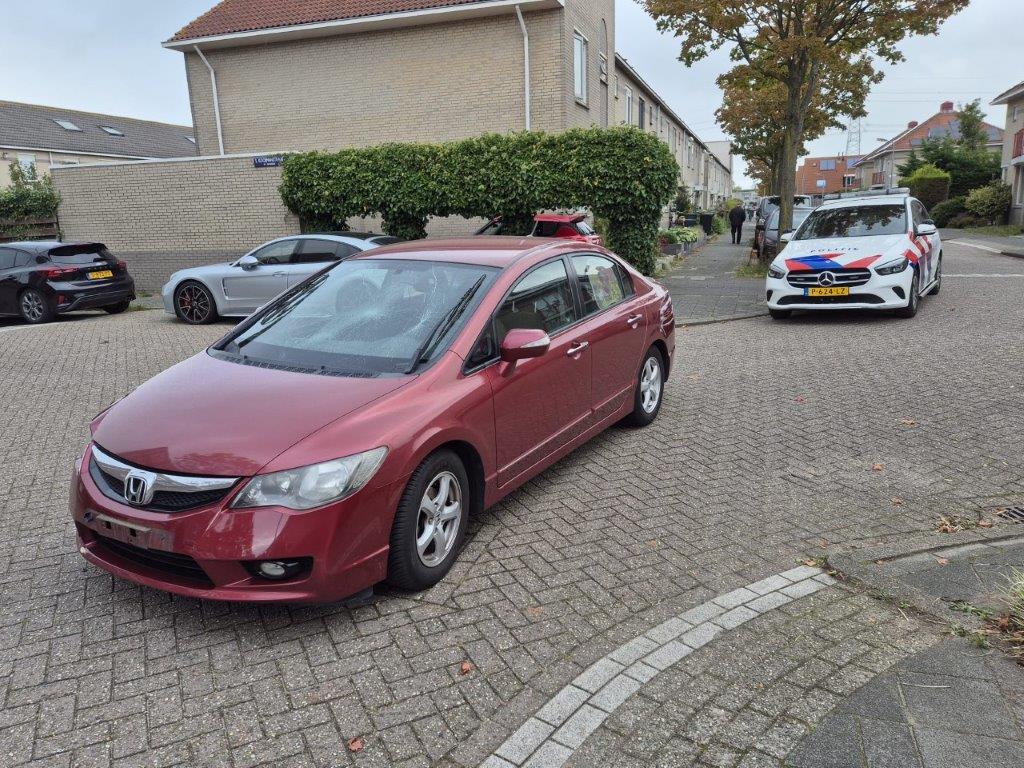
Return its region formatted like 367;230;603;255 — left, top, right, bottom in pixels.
757;206;815;261
0;241;135;324
475;213;603;246
754;195;815;239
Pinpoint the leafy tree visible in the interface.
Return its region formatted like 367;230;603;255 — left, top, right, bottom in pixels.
920;138;1001;197
674;183;692;215
644;0;968;230
897;148;924;181
956;99;988;152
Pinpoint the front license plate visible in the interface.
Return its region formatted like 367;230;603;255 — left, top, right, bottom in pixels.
806;286;850;297
88;270;114;280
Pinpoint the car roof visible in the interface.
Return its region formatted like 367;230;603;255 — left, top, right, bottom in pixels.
818;195;909;211
0;240;101;253
305;231;391;240
350;237;575;268
534;213;586;224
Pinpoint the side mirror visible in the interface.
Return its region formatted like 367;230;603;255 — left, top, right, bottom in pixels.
916;222;937;236
237;255;259;270
780;231;795;243
500;328;550;363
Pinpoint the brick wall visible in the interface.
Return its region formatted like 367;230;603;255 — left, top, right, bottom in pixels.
562;0;614;130
51;155;300;289
185;10;565;156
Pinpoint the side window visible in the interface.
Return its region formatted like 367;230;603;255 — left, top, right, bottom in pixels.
572;255;627;316
251;239;298;265
0;248;17;270
494;260;579;340
292;239;358;264
913;201;930;225
14;251;31;268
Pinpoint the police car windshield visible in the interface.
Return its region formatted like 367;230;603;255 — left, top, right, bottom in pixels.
796;204;907;240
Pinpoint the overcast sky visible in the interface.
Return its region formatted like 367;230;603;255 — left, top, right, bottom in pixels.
4;0;1020;187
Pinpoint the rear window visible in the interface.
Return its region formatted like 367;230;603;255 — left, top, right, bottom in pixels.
48;244;113;264
796;204;907;240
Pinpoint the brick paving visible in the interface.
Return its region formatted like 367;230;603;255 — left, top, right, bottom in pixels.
0;242;1023;767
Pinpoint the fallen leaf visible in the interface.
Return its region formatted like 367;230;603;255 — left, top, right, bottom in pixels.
872;463;885;472
891;497;904;507
460;661;474;676
526;605;544;617
979;519;994;529
935;557;949;566
646;539;659;549
900;418;918;427
347;737;364;753
875;559;886;565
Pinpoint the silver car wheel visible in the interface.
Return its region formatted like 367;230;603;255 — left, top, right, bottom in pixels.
640;357;662;414
416;471;462;567
21;292;44;322
176;284;212;323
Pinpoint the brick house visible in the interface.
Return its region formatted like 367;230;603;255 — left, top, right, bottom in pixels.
991;80;1024;226
0;101;196;188
795;155;860;198
856;101;1004;189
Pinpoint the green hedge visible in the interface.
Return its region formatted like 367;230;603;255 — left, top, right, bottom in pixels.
0;164;60;237
929;196;966;228
965;183;1012;224
280;127;679;274
905;163;951;210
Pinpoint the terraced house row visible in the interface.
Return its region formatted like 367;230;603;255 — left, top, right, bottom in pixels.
53;0;733;288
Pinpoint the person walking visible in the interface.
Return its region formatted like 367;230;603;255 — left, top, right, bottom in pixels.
728;203;747;245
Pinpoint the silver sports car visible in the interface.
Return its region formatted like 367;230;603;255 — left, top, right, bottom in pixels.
162;233;400;324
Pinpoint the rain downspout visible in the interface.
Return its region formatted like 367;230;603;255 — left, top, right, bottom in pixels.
193;45;225;155
515;6;531;130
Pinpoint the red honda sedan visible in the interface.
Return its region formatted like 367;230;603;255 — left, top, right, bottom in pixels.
71;238;675;603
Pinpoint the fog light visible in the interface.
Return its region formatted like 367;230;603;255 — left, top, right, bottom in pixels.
246;558;311;581
57;294;68;305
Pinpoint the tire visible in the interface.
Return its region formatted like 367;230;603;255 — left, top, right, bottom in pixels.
769;308;792;320
387;449;469;592
103;300;131;315
930;253;942;296
625;346;665;427
895;268;920;318
173;281;218;324
18;288;55;324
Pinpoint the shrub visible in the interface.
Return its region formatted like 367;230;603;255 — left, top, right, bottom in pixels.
711;215;727;235
965;182;1013;225
929;196;966;228
658;228;681;245
280;127;679;274
905;163;951;210
673;226;700;244
0;162;61;237
946;212;989;229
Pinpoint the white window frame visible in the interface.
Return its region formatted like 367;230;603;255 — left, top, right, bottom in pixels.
624;86;634;125
16;153;37;180
573;31;589;104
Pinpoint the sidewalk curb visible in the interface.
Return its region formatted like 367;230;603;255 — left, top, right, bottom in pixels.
677;311;767;327
827;528;1024;633
943;236;1024;260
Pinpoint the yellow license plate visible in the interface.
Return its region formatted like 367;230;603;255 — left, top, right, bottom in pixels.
806;286;849;297
88;270;114;280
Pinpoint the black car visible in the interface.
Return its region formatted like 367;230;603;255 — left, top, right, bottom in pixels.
0;241;135;324
757;206;816;261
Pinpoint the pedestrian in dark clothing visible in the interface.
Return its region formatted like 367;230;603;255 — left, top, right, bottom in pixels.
728;204;746;245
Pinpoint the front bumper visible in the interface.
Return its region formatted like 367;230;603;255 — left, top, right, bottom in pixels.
765;269;914;311
70;446;400;604
53;278;136;313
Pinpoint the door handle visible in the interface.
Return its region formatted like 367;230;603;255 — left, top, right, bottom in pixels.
627;314;643;328
272;271;287;277
566;341;589;357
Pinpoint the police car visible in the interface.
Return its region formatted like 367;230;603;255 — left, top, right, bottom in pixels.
765;190;941;319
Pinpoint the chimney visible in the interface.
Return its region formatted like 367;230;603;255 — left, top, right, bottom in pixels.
940;101;954;113
907;121;919;129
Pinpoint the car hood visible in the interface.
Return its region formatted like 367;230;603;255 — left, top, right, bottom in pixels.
91;352;412;477
777;234;910;271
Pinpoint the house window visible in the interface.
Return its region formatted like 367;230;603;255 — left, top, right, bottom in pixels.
638;98;646;129
99;126;124;136
843;174;856;188
17;153;37;180
573;32;588;103
1014;105;1021;122
52;119;82;132
820;159;837;171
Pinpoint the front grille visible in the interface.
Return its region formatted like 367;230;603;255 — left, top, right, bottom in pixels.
778;294;884;306
787;268;872;288
89;456;235;513
93;533;212;586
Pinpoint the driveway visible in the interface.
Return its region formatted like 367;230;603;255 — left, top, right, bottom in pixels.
0;242;1022;767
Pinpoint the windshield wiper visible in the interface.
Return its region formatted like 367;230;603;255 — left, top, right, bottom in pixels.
406;275;487;375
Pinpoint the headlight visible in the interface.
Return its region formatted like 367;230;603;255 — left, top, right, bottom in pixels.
768;264;786;279
876;257;909;276
231;448;388;510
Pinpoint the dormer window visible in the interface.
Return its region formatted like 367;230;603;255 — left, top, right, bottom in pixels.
53;119;82;131
99;126;124;136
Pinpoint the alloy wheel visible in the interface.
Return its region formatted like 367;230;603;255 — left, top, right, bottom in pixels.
416;471;462;567
176;284;212;323
640;357;662;414
20;292;44;322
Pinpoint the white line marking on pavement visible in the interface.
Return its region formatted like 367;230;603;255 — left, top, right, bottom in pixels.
954;240;1007;253
946;274;1024;278
481;566;835;768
